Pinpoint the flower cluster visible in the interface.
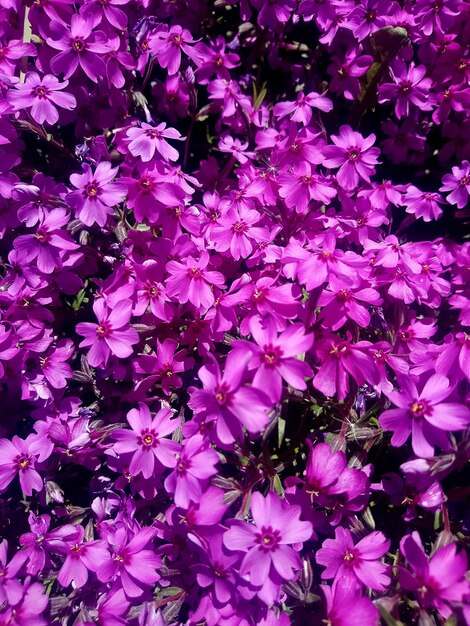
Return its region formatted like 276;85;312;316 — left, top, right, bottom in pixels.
0;0;469;624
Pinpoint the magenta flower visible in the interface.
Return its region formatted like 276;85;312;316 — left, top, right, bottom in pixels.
48;15;108;82
0;435;42;496
274;91;333;125
165;252;225;311
321;576;379;626
8;72;76;124
440;160;470;208
113;403;180;478
57;525;109;588
0;540;28;605
278;162;337;214
316;527;390;591
378;60;433;118
379;374;470;458
210;204;270;259
96;527;160;598
13;209;79;274
151;25;198;75
313;334;379;400
68;162;126;227
399;532;469;619
224;491;312;586
164;435;219;508
39;338;73;389
402;186;443;222
0;580;49;626
318;277;382;330
188;351;272;444
127;122;183;162
76;299;139;368
19;513;77;575
122;167;185;224
233;317;313;402
134;338;192;395
323;126;380;190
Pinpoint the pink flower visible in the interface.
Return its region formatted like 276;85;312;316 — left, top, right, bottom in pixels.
402;186;443;222
164;435;219;508
318;276;382;330
273;91;332;125
378;60;433;118
209;204;270;260
0;436;42;496
316;527;390;591
440;160;470;208
76;299;139;368
224;491;312;589
127;122;183;162
8;72;76;124
379;374;470;458
113;403;180;478
165;252;225;311
313;334;379;400
323;126;380;190
278;162;337;214
151;25;199;75
57;525;109;589
47;15;108;82
96;527;161;598
233;316;313;402
188;351;272;444
13;209;80;274
321;576;379;626
68;162;126;227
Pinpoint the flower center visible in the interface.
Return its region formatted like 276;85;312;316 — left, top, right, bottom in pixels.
72;38;85;52
96;321;112;337
232;221;247;234
344;550;355;561
84;183;100;198
348;149;360;161
215;382;233;406
460;175;469;186
188;267;202;280
34;227;50;243
146;129;162;139
33;86;49;98
262;344;283;367
409;401;428;418
255;526;281;551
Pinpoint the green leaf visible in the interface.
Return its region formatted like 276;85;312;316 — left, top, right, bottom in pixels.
278;416;286;447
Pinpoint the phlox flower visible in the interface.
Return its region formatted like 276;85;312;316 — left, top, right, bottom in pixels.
273;91;332;125
316;527;390;591
96;527;161;598
165;252;225;311
57;525;109;589
113;403;180;478
224;491;312;590
278;162;337;214
323;126;380;190
233;316;313;402
188;351;272;444
318;276;382;330
76;299;139;368
440;160;470;208
399;532;469;619
13;208;79;274
127;122;183;162
0;435;42;496
8;72;76;124
151;25;199;75
321;576;379;626
164;434;219;508
209;204;270;260
378;60;433;118
379;373;470;458
47;15;108;82
68;161;126;227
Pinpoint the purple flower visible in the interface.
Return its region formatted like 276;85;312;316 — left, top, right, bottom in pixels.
399;532;469;619
379;374;470;458
323;126;380;190
273;91;333;124
378;60;433;118
113;403;180;478
316;527;390;591
19;513;77;575
188;351;272;444
151;25;198;75
76;299;139;368
48;15;108;82
278;162;337;214
224;491;312;588
127;122;183;162
68;162;126;227
440;160;470;208
0;436;42;496
13;209;80;274
233;316;313;402
321;576;379;626
8;72;76;124
164;435;219;508
96;527;161;598
57;525;109;589
165;252;225;311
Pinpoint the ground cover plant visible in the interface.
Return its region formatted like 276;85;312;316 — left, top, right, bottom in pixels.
0;0;469;624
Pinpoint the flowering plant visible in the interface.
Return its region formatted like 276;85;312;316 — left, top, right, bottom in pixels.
0;0;469;624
